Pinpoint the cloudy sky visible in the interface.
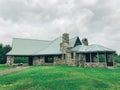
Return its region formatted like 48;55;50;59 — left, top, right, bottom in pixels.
0;0;120;54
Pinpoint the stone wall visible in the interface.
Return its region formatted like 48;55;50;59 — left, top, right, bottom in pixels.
54;56;66;65
66;53;77;66
7;56;14;66
84;63;107;68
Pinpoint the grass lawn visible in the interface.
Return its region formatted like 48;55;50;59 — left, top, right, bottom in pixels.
0;64;11;71
0;64;16;71
0;65;120;90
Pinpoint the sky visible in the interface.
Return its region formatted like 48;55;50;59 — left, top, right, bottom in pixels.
0;0;120;54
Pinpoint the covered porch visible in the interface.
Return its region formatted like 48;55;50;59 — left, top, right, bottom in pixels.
77;52;116;68
68;44;116;68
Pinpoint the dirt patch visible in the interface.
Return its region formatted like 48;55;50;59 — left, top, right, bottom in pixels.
0;66;29;76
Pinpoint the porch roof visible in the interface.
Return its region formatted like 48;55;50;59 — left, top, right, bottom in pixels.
68;44;115;53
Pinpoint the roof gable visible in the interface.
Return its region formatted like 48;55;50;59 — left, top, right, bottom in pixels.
69;37;82;47
74;37;82;47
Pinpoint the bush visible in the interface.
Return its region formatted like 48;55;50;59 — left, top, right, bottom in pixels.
99;55;105;62
114;54;120;63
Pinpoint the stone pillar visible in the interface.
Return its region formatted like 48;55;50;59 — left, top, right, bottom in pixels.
7;56;14;66
66;53;71;65
79;54;85;67
40;56;45;65
33;57;40;65
62;54;66;60
73;52;76;60
104;53;107;65
90;53;92;63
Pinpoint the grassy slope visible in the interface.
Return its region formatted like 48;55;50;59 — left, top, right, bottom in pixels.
0;65;120;90
0;64;16;71
0;64;10;71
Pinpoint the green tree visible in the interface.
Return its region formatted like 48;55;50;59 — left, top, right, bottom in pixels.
0;44;12;64
114;53;120;63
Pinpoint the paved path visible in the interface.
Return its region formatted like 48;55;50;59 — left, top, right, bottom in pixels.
0;66;29;76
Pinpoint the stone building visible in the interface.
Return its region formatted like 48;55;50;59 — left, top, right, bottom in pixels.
6;33;116;68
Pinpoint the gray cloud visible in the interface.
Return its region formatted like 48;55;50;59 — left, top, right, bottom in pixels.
0;0;120;54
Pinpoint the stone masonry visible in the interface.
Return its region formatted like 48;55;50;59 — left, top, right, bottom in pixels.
7;56;14;66
33;56;45;65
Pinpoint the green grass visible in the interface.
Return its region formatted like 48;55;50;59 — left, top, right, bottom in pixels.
0;65;120;90
0;64;16;71
0;64;10;71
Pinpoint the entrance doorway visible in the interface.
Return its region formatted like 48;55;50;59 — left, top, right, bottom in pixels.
28;57;33;65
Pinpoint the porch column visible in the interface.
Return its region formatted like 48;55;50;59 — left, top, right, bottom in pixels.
97;52;99;63
104;52;107;65
73;52;76;60
112;53;115;64
7;56;14;66
33;57;40;66
90;53;92;63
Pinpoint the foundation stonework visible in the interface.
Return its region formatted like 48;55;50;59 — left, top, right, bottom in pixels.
54;57;66;65
84;63;107;68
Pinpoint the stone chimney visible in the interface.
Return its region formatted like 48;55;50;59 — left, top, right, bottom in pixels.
62;33;69;43
82;38;88;46
60;33;69;53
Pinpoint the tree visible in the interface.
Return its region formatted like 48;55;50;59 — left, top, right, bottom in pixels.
0;44;12;64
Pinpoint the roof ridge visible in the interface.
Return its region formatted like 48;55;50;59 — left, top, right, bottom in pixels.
13;38;52;42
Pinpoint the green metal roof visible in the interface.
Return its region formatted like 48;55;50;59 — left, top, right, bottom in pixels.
7;36;79;56
34;36;82;55
7;36;115;56
69;37;78;47
7;38;51;56
34;37;62;55
68;44;115;53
